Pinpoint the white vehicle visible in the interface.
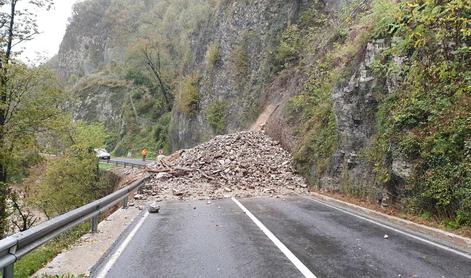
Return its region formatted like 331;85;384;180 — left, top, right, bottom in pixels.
95;148;111;161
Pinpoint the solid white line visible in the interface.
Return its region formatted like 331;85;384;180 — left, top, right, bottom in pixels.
308;197;471;260
231;197;317;278
95;211;150;278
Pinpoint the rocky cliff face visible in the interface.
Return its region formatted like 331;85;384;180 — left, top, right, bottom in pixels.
52;0;471;223
322;40;388;197
170;0;313;150
55;0;113;82
69;73;131;133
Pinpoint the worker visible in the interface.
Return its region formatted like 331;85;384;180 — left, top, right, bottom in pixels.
156;149;166;165
141;148;148;161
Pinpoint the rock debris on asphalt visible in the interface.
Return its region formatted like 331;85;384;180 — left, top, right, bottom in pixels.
139;131;308;201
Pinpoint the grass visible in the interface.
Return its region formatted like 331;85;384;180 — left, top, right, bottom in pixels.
206;42;220;68
98;162;115;170
14;224;90;278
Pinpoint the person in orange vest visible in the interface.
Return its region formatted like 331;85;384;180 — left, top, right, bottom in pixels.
141;148;148;161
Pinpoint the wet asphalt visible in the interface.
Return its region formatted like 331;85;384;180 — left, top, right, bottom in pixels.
92;196;471;278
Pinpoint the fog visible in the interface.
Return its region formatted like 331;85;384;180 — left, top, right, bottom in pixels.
18;0;81;64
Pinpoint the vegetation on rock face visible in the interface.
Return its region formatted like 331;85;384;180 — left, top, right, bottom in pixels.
230;42;250;89
283;1;367;184
274;25;302;70
206;101;227;135
57;0;218;155
176;73;201;116
278;0;470;226
368;0;471;224
206;42;221;69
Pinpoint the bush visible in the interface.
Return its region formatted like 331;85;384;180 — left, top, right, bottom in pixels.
230;44;249;87
274;25;301;69
154;113;172;153
206;42;220;68
176;73;200;115
206;101;227;134
370;0;471;225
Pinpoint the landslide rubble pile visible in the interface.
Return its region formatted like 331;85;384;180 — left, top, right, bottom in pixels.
139;131;308;201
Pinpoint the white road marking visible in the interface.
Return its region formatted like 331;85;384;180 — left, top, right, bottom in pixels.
308;197;471;260
231;197;318;278
95;211;150;278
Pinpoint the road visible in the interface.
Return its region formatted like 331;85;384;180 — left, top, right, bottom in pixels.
92;196;471;278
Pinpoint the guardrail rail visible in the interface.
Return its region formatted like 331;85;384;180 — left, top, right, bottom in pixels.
0;172;150;278
107;159;148;169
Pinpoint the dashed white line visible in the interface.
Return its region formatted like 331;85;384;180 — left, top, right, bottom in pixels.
95;211;150;278
231;197;318;278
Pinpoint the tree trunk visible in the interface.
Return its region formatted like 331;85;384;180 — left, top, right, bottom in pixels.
0;1;16;239
0;170;7;239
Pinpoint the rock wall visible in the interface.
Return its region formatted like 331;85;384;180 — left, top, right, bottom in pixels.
170;0;313;150
55;0;114;82
322;41;387;194
70;75;131;133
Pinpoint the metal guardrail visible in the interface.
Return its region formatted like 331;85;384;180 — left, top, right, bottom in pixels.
107;159;148;169
0;174;150;278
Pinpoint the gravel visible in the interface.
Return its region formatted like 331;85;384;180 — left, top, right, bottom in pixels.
139;131;308;201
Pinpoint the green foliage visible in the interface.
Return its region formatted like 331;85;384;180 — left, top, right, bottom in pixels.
230;43;249;88
368;0;401;39
125;68;154;88
279;0;371;186
0;65;68;181
30;122;110;217
153;113;172;154
206;42;221;68
274;25;302;69
206;101;227;134
14;224;89;278
176;73;200;115
370;0;471;224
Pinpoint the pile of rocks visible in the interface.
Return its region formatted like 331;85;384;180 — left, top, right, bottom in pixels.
140;131;308;201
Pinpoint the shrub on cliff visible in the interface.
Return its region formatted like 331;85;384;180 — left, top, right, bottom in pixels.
206;101;227;134
371;0;471;224
206;43;221;68
176;74;201;116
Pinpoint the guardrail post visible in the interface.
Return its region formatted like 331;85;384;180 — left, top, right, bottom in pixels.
123;196;128;209
2;264;14;278
91;216;98;233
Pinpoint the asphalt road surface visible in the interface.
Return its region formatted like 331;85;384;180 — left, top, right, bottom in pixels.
92;196;471;278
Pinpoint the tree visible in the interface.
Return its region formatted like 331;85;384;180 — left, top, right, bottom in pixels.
30;122;109;217
0;0;55;238
141;43;173;112
126;39;174;112
10;191;38;232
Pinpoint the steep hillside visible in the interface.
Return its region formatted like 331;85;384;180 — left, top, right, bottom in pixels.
170;0;315;149
54;0;470;226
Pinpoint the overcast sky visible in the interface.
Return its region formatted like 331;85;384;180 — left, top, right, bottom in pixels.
19;0;81;64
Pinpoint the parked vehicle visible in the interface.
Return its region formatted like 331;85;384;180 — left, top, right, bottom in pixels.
95;148;111;161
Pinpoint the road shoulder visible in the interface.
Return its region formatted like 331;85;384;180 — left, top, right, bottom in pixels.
308;192;471;254
33;206;143;277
